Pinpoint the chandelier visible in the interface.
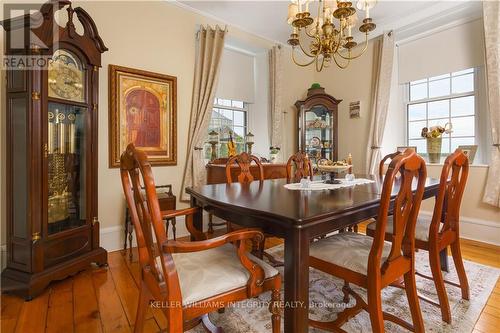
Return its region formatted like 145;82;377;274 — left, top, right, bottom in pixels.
287;0;377;72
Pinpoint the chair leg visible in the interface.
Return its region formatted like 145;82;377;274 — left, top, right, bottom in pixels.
403;270;425;333
201;314;223;333
429;247;452;323
342;280;350;303
208;213;214;235
450;240;470;300
367;285;384;333
269;288;281;333
134;283;150;333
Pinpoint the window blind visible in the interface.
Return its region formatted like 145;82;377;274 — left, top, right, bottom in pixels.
216;48;255;103
398;19;485;84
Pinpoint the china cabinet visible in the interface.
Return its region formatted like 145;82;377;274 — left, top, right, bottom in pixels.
295;86;341;166
2;0;108;299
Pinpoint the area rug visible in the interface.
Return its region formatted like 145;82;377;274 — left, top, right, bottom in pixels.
189;245;499;332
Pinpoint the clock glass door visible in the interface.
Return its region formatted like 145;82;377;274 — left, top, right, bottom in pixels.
47;103;88;234
47;49;88;235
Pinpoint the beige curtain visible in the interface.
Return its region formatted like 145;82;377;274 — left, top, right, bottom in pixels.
366;32;395;175
269;45;284;159
482;2;500;208
181;25;226;201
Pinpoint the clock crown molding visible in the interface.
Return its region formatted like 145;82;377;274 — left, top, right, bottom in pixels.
3;0;108;65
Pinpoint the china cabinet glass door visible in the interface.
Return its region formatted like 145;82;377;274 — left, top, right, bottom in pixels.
304;105;333;165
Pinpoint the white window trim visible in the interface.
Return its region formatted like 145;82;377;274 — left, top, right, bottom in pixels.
403;67;488;164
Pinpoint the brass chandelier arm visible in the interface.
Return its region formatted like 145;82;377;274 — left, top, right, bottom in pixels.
332;51;351;69
297;34;317;58
337;33;370;60
315;55;326;72
292;47;318;67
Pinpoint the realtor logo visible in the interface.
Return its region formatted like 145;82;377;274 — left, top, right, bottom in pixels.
2;2;60;70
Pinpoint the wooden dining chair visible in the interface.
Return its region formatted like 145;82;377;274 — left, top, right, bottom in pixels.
120;144;281;333
309;149;427;333
286;151;313;182
367;149;469;323
224;152;285;266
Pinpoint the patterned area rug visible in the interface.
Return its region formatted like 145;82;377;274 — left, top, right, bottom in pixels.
190;245;499;332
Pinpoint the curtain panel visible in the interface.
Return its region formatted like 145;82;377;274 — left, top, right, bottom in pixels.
181;25;226;201
269;45;284;160
366;32;395;174
482;2;500;208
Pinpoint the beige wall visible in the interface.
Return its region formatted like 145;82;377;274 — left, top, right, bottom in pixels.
315;42;377;173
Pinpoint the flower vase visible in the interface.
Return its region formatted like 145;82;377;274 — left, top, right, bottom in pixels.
426;137;442;163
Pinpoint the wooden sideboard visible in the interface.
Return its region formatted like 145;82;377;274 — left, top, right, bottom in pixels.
206;163;287;184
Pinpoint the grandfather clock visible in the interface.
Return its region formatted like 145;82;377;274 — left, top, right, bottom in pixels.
2;0;108;299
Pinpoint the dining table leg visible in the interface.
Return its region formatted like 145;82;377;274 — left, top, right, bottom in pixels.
284;228;310;333
440;246;449;272
190;196;203;241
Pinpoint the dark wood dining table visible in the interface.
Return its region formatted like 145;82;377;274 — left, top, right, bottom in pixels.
186;175;441;332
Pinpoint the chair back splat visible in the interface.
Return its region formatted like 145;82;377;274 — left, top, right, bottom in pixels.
120;144;163;281
370;149;427;275
286;151;314;182
225;152;264;184
431;149;469;238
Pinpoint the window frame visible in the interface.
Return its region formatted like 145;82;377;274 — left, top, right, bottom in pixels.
404;68;479;157
205;98;249;161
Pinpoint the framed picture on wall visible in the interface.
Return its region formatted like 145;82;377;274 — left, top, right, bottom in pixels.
397;146;418;153
109;65;177;167
458;145;478;163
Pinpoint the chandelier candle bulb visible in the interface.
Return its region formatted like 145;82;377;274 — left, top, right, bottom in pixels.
288;3;298;24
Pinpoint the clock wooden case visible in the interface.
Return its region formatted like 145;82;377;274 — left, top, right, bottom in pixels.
295;86;341;166
2;0;108;299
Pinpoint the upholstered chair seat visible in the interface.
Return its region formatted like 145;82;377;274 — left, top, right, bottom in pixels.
310;232;392;275
155;244;279;305
366;216;440;242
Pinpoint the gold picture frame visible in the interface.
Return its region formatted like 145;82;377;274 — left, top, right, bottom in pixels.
109;65;177;167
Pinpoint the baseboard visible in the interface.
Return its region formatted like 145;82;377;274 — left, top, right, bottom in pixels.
419;211;500;246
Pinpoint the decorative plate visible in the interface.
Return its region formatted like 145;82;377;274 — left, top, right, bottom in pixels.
310;136;321;147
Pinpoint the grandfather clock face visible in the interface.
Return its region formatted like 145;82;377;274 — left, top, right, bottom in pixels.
48;49;85;102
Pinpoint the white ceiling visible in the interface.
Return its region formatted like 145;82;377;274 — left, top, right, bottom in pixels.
177;1;483;44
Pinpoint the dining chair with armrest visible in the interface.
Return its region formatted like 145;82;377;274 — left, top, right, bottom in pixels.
309;149;427;332
367;149;469;323
224;152;286;267
120;144;282;333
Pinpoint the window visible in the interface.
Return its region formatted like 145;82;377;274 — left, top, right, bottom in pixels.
406;68;477;155
205;98;248;160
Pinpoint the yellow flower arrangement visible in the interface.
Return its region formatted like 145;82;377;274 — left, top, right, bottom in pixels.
421;123;453;138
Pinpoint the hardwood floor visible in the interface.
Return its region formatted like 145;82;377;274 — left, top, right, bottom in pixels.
1;227;499;333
